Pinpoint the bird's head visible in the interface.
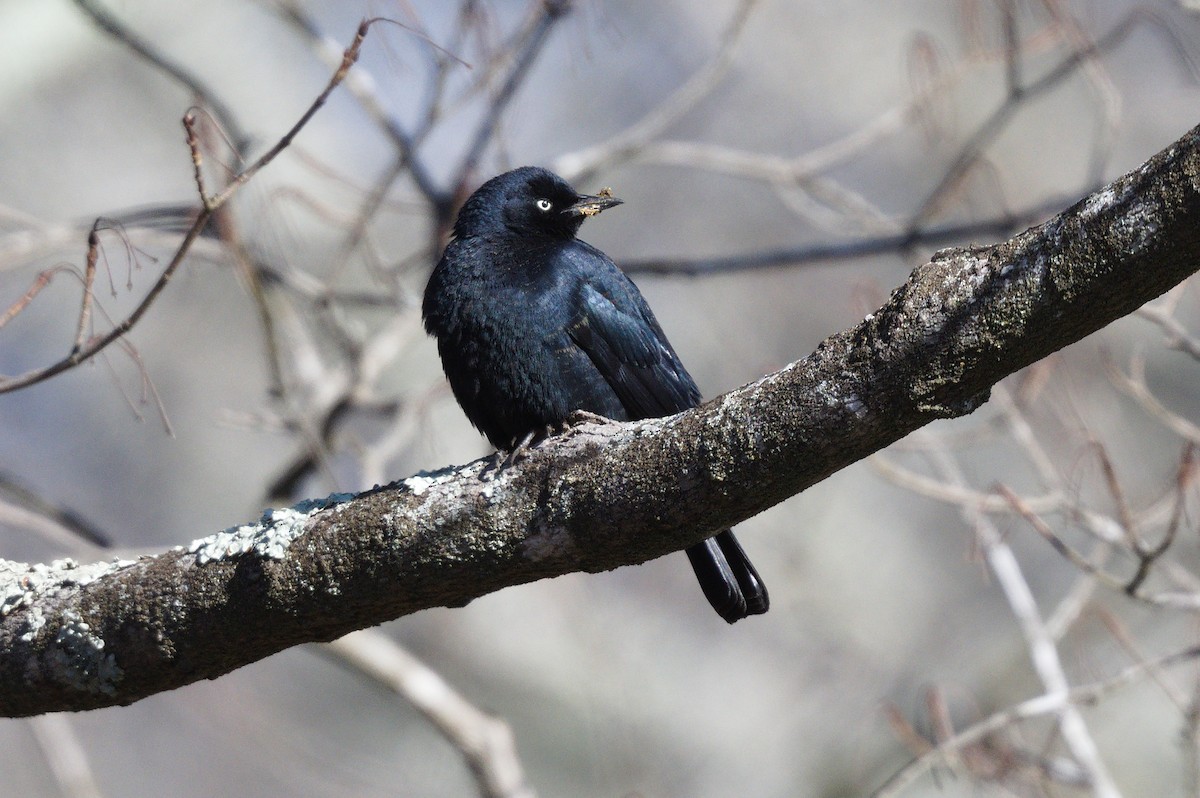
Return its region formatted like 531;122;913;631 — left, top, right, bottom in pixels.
452;166;623;240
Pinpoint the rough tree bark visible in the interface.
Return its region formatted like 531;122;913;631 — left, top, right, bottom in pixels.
3;122;1199;717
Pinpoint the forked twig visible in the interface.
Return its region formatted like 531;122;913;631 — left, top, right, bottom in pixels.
0;19;379;395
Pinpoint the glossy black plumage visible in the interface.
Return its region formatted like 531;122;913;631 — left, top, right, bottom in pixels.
423;166;768;623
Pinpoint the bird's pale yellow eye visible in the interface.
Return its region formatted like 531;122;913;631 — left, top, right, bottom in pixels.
535;198;553;212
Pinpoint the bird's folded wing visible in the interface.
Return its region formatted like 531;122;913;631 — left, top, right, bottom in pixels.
568;282;701;418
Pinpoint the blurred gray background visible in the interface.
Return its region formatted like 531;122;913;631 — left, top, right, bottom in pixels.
2;1;1200;796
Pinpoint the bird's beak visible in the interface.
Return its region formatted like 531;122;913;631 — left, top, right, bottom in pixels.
564;188;623;218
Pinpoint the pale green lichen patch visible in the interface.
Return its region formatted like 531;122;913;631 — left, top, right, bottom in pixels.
44;610;123;695
402;462;483;496
186;492;353;564
0;557;134;621
0;558;135;695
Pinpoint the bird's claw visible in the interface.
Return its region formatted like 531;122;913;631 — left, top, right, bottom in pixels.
561;410;611;435
481;428;542;480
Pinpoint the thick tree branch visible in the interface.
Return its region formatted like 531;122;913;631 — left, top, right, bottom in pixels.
3;122;1200;717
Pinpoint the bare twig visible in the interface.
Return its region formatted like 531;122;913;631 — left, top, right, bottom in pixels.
875;645;1200;796
324;630;535;798
922;435;1120;797
0;471;110;549
70;0;250;154
451;0;571;196
1108;353;1200;444
553;0;758;184
270;1;446;209
621;198;1070;275
1138;301;1200;360
910;11;1160;227
0;19;376;395
27;715;103;798
0;266;75;330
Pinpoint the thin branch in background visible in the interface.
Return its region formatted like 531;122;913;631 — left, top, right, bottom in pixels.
254;256;402;309
265;394;357;501
921;433;1121;796
883;702;937;761
0;471;110;549
1107;353;1200;445
1119;444;1193;595
356;383;443;490
993;384;1061;489
1185;669;1200;795
902;684;1066;787
182;111;212;207
329;152;412;284
874;645;1200;796
910;8;1189;228
323;630;535;798
553;0;758;185
0;500;104;556
1093;607;1191;712
261;297;356;496
69;0;251;155
269;0;447;210
282;145;430;217
413;0;486;140
998;483;1129;591
872;452;1063;515
1088;439;1141;551
211;19;374;207
1038;0;1126;184
96;337;175;436
558;1;1135;249
451;0;571;201
0;238;172;429
70;227;100;352
26;715;103;798
0;265;76;330
907;32;950;147
874;375;1193;617
0;19;376;395
210;206;286;397
1000;443;1200;608
620;198;1070;275
1138;300;1200;360
264;310;420;500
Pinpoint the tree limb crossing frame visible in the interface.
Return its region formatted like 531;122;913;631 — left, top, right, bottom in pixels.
3;122;1200;716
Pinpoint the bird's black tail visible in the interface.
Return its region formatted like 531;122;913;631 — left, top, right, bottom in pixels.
685;529;769;623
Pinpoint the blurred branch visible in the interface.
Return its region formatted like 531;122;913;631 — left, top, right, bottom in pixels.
874;644;1200;796
1109;353;1200;444
69;0;251;155
0;19;375;395
4;119;1200;714
921;434;1119;796
620;197;1071;275
27;714;103;798
553;0;758;185
1137;301;1200;360
0;471;110;549
911;9;1187;227
270;1;447;210
451;0;572;204
325;630;535;798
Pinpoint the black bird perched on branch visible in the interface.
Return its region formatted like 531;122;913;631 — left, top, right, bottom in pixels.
422;166;768;623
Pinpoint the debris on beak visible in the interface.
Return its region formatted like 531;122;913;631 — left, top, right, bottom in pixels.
566;188;623;217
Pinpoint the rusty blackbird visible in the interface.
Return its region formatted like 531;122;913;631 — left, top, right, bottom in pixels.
423;167;768;622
